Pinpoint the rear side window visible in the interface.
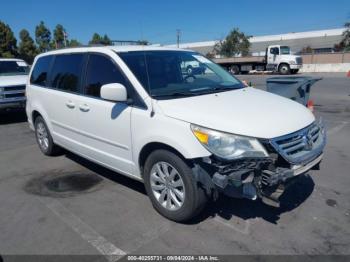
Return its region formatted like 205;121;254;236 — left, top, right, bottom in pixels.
30;56;52;86
85;54;127;98
50;54;84;93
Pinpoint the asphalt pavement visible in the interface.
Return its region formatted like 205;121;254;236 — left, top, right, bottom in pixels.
0;73;349;261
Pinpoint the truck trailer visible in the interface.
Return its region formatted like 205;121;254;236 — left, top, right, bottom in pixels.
214;45;303;75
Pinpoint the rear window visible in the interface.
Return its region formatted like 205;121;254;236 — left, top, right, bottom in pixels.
30;56;52;86
50;54;84;93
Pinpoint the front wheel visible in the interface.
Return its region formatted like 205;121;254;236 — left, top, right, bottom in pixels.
279;63;291;75
143;149;207;222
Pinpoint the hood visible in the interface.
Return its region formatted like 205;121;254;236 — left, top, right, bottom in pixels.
0;75;28;87
157;87;315;139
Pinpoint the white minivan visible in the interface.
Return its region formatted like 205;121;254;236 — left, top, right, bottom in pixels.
26;46;326;222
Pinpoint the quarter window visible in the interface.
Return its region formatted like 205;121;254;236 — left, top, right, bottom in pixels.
50;54;84;92
85;54;127;98
30;56;52;86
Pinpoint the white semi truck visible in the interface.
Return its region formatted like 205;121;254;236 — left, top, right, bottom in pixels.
214;45;303;75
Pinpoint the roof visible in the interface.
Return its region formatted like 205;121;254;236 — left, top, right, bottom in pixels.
0;58;25;62
250;28;345;43
165;28;346;50
37;45;190;58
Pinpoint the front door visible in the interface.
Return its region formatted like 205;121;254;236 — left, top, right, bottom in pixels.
74;53;134;175
267;46;280;65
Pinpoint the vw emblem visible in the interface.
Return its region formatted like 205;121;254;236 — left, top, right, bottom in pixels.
303;130;314;151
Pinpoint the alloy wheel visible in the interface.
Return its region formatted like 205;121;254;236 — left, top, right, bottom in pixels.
37;122;49;151
150;162;185;211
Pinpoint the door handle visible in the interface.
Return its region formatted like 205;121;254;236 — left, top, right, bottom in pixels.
66;101;75;109
79;104;90;112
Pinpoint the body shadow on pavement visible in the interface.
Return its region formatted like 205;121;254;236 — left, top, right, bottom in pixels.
65;152;146;195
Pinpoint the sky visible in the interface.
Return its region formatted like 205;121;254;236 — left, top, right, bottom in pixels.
1;0;349;45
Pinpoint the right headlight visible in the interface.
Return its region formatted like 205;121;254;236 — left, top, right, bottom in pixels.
191;124;268;160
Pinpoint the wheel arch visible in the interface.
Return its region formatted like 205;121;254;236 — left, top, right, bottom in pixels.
278;62;290;69
138;142;193;177
32;110;42;122
30;107;54;136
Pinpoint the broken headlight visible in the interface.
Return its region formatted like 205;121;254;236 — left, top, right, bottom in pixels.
191;124;268;160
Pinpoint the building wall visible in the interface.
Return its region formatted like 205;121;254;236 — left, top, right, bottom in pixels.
174;28;346;56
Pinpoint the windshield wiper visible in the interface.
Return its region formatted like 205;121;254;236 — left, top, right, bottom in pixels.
152;92;198;98
191;85;238;95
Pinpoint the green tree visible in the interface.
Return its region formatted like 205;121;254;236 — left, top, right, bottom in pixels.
67;39;82;47
341;22;350;50
53;24;66;48
215;28;251;57
89;33;112;45
101;34;112;45
35;21;51;52
0;20;17;58
89;33;102;45
335;22;350;51
18;29;38;64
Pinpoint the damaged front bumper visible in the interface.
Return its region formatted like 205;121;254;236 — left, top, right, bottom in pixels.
192;120;326;207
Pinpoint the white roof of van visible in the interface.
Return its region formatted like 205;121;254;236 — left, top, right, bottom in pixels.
37;45;191;58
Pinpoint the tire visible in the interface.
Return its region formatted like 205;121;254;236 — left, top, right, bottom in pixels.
291;69;299;74
143;149;207;222
279;63;291;75
34;116;62;156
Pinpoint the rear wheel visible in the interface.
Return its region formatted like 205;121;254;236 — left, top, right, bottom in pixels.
143;149;207;222
279;63;291;75
34;116;62;156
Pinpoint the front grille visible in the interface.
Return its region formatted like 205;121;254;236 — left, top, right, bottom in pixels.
5;93;25;98
296;57;303;64
270;121;326;164
1;85;26;100
3;85;26;92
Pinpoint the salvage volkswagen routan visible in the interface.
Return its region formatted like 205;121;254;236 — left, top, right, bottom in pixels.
26;46;326;222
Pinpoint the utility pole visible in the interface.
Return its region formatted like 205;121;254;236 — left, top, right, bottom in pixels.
176;29;181;48
63;31;67;47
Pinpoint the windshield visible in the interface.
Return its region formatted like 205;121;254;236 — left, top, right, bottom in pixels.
280;46;291;55
118;51;244;99
0;61;29;76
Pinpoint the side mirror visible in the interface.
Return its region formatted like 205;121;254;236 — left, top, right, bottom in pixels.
100;83;127;102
